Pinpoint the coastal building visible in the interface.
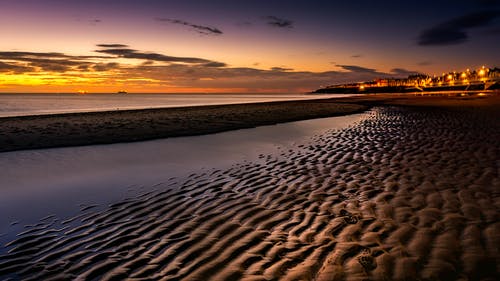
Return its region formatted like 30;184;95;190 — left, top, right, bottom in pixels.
314;66;500;93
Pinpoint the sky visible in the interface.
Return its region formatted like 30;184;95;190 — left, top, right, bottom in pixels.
0;0;499;93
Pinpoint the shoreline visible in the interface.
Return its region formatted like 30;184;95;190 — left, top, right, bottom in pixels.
0;93;359;118
0;98;367;153
1;93;499;153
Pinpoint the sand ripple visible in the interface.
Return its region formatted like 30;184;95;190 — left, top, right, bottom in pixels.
1;106;499;280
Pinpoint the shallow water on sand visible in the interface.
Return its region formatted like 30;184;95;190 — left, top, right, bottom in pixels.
0;112;367;246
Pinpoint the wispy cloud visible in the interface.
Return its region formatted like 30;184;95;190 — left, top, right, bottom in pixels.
417;10;500;46
92;62;120;72
96;44;129;48
335;64;420;78
264;16;294;28
95;45;213;64
390;68;420;76
0;44;227;74
0;61;35;73
337;65;378;73
270;67;293;72
0;51;98;72
203;62;227;67
155;18;223;35
0;51;70;59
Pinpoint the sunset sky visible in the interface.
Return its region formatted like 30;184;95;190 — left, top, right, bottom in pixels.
1;0;499;93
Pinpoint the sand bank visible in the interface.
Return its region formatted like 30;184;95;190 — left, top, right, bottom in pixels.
0;99;366;152
1;93;499;153
0;95;498;280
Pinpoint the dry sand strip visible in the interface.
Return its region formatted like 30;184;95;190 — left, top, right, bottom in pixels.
0;102;499;280
0;99;366;153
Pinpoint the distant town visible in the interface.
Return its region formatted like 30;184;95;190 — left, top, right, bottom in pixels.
313;66;500;94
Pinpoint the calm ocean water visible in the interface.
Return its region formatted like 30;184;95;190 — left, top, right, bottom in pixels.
0;93;353;117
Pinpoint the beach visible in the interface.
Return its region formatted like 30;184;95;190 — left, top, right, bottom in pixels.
0;93;499;280
1;93;498;153
0;99;366;152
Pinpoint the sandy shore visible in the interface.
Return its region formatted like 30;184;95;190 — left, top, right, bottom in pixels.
0;93;498;280
0;99;366;153
1;93;499;153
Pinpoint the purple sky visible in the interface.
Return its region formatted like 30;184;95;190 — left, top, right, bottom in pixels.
1;0;499;92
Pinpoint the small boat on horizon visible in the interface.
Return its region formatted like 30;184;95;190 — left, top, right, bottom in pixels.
117;90;127;94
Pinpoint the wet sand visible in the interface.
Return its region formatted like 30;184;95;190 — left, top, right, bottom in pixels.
1;93;499;153
0;99;366;153
0;94;499;280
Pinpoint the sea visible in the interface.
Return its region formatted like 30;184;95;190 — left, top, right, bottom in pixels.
0;93;353;117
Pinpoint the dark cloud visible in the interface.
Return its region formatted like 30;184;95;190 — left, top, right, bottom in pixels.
95;48;212;64
0;51;69;59
418;10;500;46
0;53;93;72
92;62;120;71
156;18;223;35
0;45;226;76
390;68;420;76
142;60;155;66
351;54;362;58
0;61;35;73
337;65;378;73
203;62;227;67
265;16;294;28
97;44;129;48
77;64;90;71
0;51;108;60
331;64;420;81
35;63;71;72
271;67;293;72
0;51;110;73
13;57;84;66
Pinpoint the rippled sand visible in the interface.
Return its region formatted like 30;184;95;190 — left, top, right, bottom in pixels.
1;105;499;280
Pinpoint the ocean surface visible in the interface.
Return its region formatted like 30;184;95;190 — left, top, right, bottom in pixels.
0;93;353;117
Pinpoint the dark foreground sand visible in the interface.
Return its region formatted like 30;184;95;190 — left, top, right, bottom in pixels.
0;93;499;280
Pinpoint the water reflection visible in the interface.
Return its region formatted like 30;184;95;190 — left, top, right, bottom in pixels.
0;112;367;245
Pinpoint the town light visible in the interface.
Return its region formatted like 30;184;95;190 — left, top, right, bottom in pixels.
447;74;453;80
460;73;467;78
479;69;485;76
